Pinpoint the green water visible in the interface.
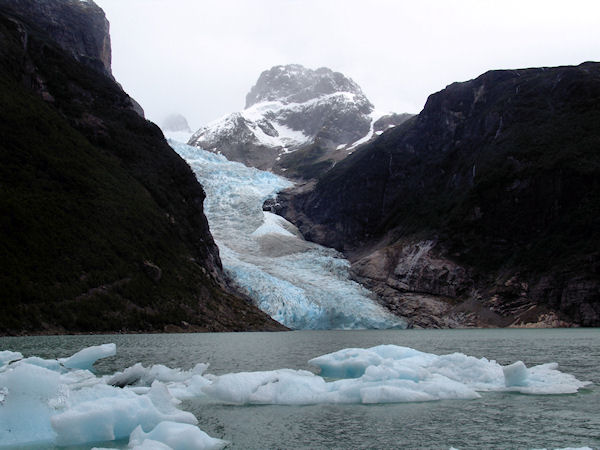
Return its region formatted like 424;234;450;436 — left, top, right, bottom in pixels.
1;328;599;449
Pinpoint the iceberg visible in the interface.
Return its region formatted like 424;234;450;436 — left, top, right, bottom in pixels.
128;421;228;450
0;350;22;369
60;343;116;370
51;381;198;446
0;343;591;448
197;345;590;405
0;345;220;448
0;363;60;446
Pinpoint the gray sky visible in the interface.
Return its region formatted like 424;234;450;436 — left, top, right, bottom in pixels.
95;0;599;131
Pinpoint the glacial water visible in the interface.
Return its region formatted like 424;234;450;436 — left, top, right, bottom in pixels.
170;141;404;330
1;329;598;449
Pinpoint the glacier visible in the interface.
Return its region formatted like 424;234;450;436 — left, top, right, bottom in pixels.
0;344;591;448
171;140;405;330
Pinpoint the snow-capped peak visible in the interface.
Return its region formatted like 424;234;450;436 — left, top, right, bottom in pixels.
188;64;412;177
245;64;373;112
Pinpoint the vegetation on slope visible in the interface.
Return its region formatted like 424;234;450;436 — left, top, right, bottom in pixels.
280;63;600;325
0;5;284;334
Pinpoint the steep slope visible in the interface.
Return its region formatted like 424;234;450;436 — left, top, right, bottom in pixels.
277;63;600;327
0;0;284;334
1;0;112;76
189;64;411;179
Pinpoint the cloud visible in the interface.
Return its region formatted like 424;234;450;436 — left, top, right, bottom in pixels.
96;0;600;130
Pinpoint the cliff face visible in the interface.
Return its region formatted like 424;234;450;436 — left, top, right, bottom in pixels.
0;0;284;334
1;0;111;75
277;63;600;327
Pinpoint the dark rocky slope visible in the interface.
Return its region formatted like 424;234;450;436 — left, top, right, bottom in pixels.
277;63;600;327
0;0;284;334
1;0;112;76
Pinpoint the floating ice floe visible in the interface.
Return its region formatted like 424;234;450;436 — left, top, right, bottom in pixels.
0;345;220;449
128;421;227;450
0;344;591;448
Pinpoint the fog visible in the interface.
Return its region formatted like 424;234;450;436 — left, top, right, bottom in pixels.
95;0;600;131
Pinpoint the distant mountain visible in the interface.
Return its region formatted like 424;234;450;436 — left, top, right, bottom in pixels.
0;0;284;334
189;64;411;179
161;113;193;142
162;113;192;133
276;63;600;328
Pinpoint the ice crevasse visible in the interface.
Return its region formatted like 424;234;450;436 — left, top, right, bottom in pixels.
171;141;406;331
0;344;591;449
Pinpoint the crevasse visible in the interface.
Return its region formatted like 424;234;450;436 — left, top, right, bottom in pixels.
171;141;405;330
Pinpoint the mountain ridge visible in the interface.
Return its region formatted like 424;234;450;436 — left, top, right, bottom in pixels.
189;64;412;179
0;0;285;334
275;62;600;327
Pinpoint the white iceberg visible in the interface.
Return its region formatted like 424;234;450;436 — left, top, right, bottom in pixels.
129;421;228;450
51;381;198;446
0;344;220;448
60;343;116;370
0;343;591;448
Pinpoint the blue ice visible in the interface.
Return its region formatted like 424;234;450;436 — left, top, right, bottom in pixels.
171;141;405;330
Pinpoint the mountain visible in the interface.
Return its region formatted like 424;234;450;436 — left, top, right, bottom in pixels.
161;113;193;142
189;64;412;179
162;113;192;133
275;63;600;328
0;0;284;334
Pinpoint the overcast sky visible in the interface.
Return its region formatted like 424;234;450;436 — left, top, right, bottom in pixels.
95;0;599;131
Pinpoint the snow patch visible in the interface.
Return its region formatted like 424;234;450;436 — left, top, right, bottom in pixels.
346;109;390;151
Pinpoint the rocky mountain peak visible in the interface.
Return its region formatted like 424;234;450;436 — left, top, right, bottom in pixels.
245;64;372;113
275;62;600;327
189;64;412;179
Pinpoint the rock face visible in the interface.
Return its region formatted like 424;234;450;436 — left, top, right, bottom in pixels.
245;64;370;108
1;0;111;76
277;63;600;327
189;64;411;179
0;0;285;334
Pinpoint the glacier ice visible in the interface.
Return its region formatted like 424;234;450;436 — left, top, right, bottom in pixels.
503;360;529;387
0;345;217;448
0;350;22;368
0;363;60;446
60;343;116;370
50;381;198;446
128;421;228;450
0;343;592;448
199;344;590;406
170;140;405;330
